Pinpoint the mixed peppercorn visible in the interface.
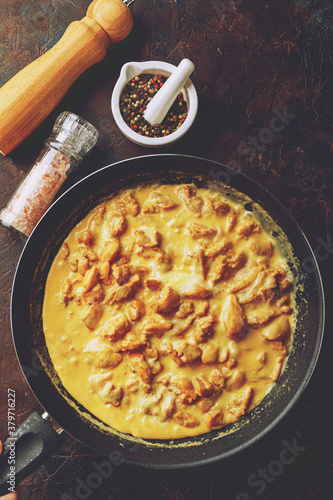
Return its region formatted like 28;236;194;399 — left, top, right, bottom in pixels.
120;73;188;138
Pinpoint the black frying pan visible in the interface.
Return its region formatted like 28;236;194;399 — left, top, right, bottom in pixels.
0;154;324;495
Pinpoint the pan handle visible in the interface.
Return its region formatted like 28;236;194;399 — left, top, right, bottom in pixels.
0;411;67;496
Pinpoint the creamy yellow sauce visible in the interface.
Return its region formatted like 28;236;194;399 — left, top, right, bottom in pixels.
43;183;294;439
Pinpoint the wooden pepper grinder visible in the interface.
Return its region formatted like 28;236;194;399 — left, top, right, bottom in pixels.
0;0;134;156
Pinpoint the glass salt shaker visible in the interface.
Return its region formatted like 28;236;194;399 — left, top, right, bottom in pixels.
0;111;99;239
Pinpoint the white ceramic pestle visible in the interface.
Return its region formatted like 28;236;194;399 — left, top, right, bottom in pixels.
143;59;195;126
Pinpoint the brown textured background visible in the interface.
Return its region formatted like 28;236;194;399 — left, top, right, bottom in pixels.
0;0;332;499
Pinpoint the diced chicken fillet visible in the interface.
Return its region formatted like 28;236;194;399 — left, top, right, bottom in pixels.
205;239;230;259
169;340;201;365
221;295;247;340
107;386;124;406
246;295;291;326
153;286;181;314
142;318;173;336
205;409;224;428
229;260;267;293
111;331;147;352
127;351;152;385
209;368;226;387
60;242;70;261
84;339;123;369
178;185;204;217
187;222;217;238
196;394;219;412
145;278;162;291
61;278;73;304
228;386;253;418
115;192;140;216
235;215;258;237
218;347;229;363
197;314;216;335
176;300;194;318
193;375;214;397
79;247;98;262
81;303;103;330
262;315;291;341
134;229;160;248
127;299;145;321
247;234;272;256
226;209;237;232
171;315;196;336
77;230;94;246
210;255;228;284
105;275;141;303
188;249;207;278
97;313;130;341
173;410;199;428
237;270;277;305
112;264;131;285
160;394;177;422
173;377;198;404
226;369;246;390
77;256;89;276
82;284;105;304
201;343;219;364
143;191;178;213
183;284;211;299
97;261;111;284
271;356;285;381
82;266;100;293
209;197;231;216
109;214;127;236
254;352;266;373
99;239;120;263
194;300;209;316
89;373;124;407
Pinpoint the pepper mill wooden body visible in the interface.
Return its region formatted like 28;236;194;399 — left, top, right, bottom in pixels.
0;0;133;156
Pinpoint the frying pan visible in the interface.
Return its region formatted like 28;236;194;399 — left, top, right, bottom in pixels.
0;154;324;494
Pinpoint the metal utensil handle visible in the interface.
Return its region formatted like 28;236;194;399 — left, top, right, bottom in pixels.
0;412;66;496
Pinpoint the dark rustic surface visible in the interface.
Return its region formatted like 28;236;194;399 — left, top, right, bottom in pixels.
0;0;332;499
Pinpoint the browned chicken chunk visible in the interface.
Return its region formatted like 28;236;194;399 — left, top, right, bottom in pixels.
187;222;217;238
262;315;291;341
81;303;103;330
153;286;181;314
115;192;140;216
98;314;130;341
183;284;211;299
173;377;198;404
222;295;247;340
205;410;224;428
128;351;152;385
109;214;127;236
173;410;199;428
127;299;145;321
193;375;214;397
99;239;120;263
135;229;161;248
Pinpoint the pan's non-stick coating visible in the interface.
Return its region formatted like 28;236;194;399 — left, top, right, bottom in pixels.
11;155;324;468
